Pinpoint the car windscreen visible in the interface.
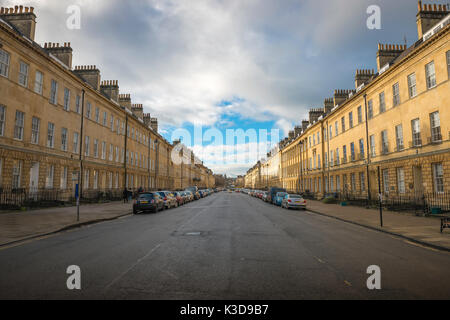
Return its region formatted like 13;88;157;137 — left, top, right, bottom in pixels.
277;193;287;197
157;192;166;197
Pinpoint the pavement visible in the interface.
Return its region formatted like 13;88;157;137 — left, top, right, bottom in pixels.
306;200;450;251
0;192;449;299
0;201;133;247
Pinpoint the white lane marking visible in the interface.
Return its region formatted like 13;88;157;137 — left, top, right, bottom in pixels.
103;243;162;291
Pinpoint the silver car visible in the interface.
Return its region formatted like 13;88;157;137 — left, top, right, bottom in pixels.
281;194;307;210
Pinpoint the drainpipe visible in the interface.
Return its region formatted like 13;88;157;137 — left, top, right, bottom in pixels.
78;89;85;198
77;89;86;221
147;130;151;191
123;114;129;190
364;94;372;201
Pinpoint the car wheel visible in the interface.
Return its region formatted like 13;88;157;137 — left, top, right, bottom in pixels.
133;208;138;214
154;206;159;213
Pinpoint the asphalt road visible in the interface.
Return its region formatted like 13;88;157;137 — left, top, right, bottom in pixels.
1;192;450;300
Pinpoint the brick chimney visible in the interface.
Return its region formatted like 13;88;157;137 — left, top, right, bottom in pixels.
376;44;407;72
309;108;324;124
301;120;309;132
0;6;36;41
131;104;144;120
333;90;353;106
417;1;449;39
355;69;375;88
143;113;152;127
44;42;73;69
289;130;295;140
324;98;334;114
119;94;132;109
150;118;158;132
100;80;119;103
294;126;302;137
73;65;101;90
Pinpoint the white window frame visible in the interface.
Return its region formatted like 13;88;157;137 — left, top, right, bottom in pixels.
14;110;25;141
397;168;406;194
61;127;68;151
47;122;55;148
94;139;99;158
0;105;5;137
393;82;400;106
0;49;10;78
73;132;79;154
12;160;22;189
34;71;43;94
379;92;386;113
60;167;68;190
45;165;54;189
50;80;58;105
18;61;29;87
395;124;404;151
425;61;436;89
407;73;417;98
383;169;390;194
430;111;441;143
101;141;106;160
63;88;70;111
75;95;81;114
432;163;444;193
85;136;90;156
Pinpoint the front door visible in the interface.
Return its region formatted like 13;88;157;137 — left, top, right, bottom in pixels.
29;162;39;199
413;166;424;198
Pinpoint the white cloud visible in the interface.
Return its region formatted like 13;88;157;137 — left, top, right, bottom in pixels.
4;0;418;175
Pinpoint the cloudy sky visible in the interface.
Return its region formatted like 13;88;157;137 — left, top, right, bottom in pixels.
3;0;424;176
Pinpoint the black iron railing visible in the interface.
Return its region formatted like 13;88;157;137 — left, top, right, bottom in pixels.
0;187;125;210
304;190;450;215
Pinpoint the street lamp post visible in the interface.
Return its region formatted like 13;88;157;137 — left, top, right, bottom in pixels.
298;140;304;194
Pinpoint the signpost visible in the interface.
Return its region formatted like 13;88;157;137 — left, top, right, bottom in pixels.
75;183;80;222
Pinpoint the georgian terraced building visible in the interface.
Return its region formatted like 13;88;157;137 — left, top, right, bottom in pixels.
0;5;214;202
246;2;450;201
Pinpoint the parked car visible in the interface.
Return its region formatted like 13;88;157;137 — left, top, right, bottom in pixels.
133;192;165;214
181;191;192;202
185;187;200;200
262;192;269;202
269;187;287;204
157;191;177;209
281;194;307;210
173;192;185;206
274;192;288;206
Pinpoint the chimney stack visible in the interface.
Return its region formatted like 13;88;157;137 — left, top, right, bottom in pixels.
376;44;407;72
100;80;119;103
355;69;375;88
0;6;36;40
416;1;449;39
150;118;158;133
131;104;144;120
301;120;309;132
44;42;73;69
119;94;132;109
143;113;152;127
294;126;302;137
324;98;334;114
289;130;295;140
73;65;101;90
309;108;324;124
333;89;353;106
